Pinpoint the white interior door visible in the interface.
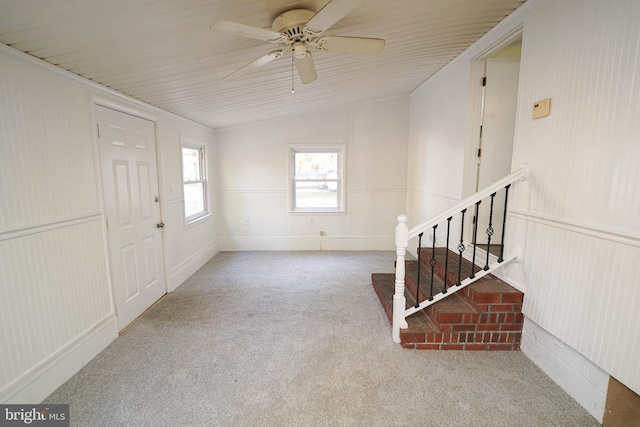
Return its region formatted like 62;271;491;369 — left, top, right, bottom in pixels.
475;57;520;246
96;105;166;331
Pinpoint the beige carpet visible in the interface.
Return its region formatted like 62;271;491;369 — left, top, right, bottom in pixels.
45;251;599;426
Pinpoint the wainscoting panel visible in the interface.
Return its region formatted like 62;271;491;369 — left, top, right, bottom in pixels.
509;0;640;395
0;218;112;396
0;53;100;231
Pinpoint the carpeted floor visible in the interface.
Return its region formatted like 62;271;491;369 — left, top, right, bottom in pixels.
45;251;600;426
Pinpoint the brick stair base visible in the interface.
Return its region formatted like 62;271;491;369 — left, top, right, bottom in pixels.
371;249;524;350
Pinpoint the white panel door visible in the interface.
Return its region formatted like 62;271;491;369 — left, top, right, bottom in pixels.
475;57;520;246
96;105;166;331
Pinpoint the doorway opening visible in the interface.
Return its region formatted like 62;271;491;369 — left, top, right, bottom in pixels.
95;104;167;332
467;37;522;257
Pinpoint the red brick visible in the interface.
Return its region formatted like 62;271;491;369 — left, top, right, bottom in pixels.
482;313;498;323
472;293;501;303
501;293;524;303
501;324;524;331
463;313;480;323
452;324;477;332
475;333;491;343
477;324;498;331
488;344;515;351
426;332;443;343
474;304;489;312
515;313;524;323
401;332;425;344
488;304;515;312
402;343;416;349
440;344;465;350
415;343;441;350
434;312;463;323
465;344;489;351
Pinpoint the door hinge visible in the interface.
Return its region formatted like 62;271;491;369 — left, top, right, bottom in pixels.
105;218;108;230
479;125;483;137
482;76;487;86
477;148;482;158
96;123;100;137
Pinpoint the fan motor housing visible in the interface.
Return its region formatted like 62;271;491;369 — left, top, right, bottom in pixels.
272;9;315;42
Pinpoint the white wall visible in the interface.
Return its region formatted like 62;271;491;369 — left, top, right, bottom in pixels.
509;0;640;399
0;45;218;403
216;96;409;251
406;0;640;421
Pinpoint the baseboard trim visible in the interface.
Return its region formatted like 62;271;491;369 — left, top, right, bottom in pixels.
521;318;609;423
0;314;117;404
167;240;219;292
219;236;395;251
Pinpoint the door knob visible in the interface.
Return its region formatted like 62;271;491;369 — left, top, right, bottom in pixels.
156;222;165;229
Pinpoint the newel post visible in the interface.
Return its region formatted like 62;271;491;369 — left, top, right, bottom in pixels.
393;214;409;343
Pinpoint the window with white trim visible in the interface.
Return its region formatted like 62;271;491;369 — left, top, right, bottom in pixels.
182;144;208;223
290;146;344;212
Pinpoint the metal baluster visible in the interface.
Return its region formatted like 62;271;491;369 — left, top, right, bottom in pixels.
470;201;481;279
498;184;511;263
415;233;423;308
429;224;437;301
456;209;466;286
443;217;452;294
484;192;496;271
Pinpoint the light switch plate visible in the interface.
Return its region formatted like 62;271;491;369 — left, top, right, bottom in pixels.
533;98;551;119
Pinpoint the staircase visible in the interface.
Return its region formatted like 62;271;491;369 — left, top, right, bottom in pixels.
372;247;524;350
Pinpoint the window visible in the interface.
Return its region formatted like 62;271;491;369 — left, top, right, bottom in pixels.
290;146;344;212
182;143;208;223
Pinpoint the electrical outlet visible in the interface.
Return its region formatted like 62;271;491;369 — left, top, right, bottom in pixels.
243;217;250;226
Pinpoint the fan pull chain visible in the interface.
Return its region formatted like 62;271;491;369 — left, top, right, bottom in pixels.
291;55;295;94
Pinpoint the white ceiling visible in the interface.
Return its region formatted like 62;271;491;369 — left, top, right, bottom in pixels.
0;0;525;129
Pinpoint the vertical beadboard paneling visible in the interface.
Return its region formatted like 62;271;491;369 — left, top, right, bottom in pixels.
215;96;409;249
0;54;100;231
513;0;640;235
509;0;640;394
1;46;218;402
0;219;111;391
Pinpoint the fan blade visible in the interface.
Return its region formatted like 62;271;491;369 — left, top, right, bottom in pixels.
306;0;363;34
210;20;282;42
317;36;385;54
223;50;284;81
294;52;317;84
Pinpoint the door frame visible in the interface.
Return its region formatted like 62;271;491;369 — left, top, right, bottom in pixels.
89;94;169;327
460;28;523;256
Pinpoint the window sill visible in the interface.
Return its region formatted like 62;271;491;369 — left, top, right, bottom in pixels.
184;212;212;228
288;209;346;215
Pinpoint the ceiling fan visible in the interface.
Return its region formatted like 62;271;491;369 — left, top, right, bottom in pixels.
209;0;385;84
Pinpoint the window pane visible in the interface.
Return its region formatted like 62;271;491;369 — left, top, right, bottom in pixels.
184;182;204;217
294;152;338;180
182;147;200;181
295;182;338;208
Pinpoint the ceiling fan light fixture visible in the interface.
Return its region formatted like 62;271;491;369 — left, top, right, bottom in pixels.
293;43;307;59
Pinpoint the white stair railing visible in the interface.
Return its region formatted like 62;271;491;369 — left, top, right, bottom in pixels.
392;166;528;343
